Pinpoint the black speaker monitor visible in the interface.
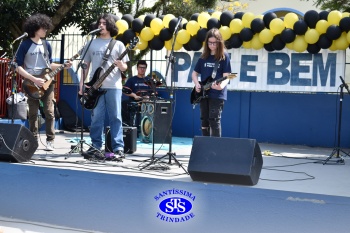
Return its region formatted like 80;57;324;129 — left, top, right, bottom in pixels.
188;136;263;186
0;123;38;162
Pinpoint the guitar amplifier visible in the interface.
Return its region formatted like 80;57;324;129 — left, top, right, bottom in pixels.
105;126;137;154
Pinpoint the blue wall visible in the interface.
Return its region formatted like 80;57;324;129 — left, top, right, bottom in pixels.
60;85;350;148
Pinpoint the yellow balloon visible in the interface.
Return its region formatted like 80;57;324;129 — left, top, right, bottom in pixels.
270;18;285;34
242;12;255;28
251;34;264;50
165;39;182;51
242;41;252;49
198;12;211;28
163;14;175;28
293;36;307;52
230;18;244;33
212;11;222;20
116;19;129;34
286;42;294;50
342;12;350;18
315;20;329;34
140;27;154;41
305;29;320;44
136;38;148;50
186;20;200;36
150;18;163;35
284;12;299;29
329;41;337;51
328;10;342;25
138;15;146;21
255;15;264;20
219;26;231;41
335;32;349;50
176;29;190;44
347;31;350;43
259;28;273;44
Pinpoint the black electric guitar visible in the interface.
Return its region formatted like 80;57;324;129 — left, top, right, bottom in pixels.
23;54;79;99
79;37;139;110
190;73;237;106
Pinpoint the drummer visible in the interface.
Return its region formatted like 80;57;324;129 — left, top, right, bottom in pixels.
122;60;156;101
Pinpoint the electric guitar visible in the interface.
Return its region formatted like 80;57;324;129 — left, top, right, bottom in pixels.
79;37;139;110
190;73;237;106
23;54;79;99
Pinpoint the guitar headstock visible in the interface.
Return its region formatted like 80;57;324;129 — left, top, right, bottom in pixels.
128;37;139;50
227;73;238;80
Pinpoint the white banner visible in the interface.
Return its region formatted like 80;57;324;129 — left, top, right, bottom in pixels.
158;48;345;93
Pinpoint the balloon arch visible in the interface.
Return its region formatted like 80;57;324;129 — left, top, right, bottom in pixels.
113;10;350;54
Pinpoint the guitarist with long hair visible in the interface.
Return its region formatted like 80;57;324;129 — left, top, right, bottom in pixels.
191;28;232;137
15;13;72;151
79;13;129;160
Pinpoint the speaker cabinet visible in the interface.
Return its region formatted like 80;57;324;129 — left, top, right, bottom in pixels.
0;123;38;162
105;126;137;154
140;100;172;144
188;136;263;186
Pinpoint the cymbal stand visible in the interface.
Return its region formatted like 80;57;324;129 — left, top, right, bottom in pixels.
323;76;350;164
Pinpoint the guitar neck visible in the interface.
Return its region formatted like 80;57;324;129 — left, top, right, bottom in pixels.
203;76;227;90
47;54;79;79
92;47;131;89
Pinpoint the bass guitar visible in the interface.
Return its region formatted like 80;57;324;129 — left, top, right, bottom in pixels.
79;37;139;110
23;54;79;99
190;73;237;106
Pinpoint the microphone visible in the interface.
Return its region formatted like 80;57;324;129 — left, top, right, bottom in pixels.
12;32;28;44
88;28;102;35
173;16;183;34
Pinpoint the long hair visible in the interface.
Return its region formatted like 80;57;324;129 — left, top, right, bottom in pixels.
201;28;226;61
95;13;118;37
23;13;53;38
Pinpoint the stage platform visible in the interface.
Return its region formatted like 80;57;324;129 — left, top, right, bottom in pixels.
1;131;350;233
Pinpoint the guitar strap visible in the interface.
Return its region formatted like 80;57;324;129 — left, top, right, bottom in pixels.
41;39;51;67
211;61;219;79
101;39;117;68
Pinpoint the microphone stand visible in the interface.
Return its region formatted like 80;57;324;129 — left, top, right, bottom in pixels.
323;76;350;164
66;34;96;158
6;40;24;124
140;22;188;174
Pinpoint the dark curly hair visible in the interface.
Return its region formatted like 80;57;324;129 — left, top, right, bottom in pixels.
95;13;119;37
23;13;53;38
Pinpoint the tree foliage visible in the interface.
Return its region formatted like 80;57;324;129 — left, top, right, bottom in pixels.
304;0;350;12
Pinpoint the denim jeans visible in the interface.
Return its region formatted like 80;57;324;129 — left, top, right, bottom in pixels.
200;98;224;137
90;88;124;152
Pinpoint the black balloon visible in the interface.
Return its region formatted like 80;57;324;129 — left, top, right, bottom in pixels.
251;18;265;33
293;20;308;35
144;14;156;27
108;14;120;23
319;11;329;20
234;12;244;20
339;17;350;32
169;17;182;34
263;12;277;28
226;34;243;49
149;36;164;50
132;18;144;33
159;28;172;41
307;43;321;54
239;28;254;42
197;28;208;42
183;43;192;51
122;14;134;28
264;43;275;52
317;34;332;49
122;29;136;45
188;36;202;51
190;13;199;21
326;25;342;40
207;18;221;30
304;10;319;28
280;28;296;43
220;11;234;26
271;35;285;50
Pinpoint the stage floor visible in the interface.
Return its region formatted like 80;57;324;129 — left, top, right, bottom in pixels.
1;130;350;233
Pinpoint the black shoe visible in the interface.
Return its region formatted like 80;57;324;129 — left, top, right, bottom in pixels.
83;147;104;160
114;150;125;159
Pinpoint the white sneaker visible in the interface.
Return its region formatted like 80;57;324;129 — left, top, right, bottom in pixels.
45;141;54;151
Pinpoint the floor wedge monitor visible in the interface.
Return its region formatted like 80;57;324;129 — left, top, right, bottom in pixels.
0;123;38;162
188;136;263;186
